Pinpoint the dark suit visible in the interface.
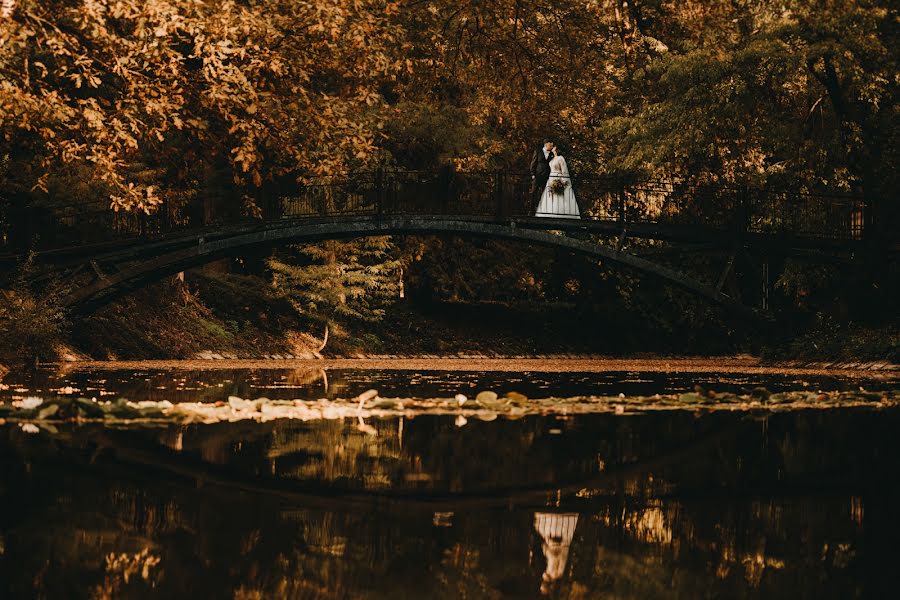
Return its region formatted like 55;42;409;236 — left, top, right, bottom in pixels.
530;147;552;209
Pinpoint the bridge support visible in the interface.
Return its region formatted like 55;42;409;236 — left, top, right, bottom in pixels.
616;227;628;252
55;216;761;320
715;251;737;294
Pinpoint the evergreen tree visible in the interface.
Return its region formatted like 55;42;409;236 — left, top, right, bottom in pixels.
268;238;402;328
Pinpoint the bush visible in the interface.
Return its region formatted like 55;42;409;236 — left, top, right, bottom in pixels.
0;258;68;363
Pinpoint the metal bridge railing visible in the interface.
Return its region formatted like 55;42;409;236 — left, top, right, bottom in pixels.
0;171;870;254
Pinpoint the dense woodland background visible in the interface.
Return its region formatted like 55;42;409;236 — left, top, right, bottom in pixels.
0;0;897;360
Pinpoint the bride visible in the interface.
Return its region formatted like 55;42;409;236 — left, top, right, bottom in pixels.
535;146;580;219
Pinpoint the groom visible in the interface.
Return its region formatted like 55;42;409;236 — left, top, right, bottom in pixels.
530;138;554;209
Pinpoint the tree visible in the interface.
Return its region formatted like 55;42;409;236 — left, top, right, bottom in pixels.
268;237;402;329
0;0;409;216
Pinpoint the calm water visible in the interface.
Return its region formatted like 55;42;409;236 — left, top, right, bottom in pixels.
2;365;897;404
1;367;898;598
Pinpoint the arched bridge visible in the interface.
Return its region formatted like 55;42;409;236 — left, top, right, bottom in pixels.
0;170;881;318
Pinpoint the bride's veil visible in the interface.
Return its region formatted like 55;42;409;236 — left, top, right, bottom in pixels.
557;155;570;178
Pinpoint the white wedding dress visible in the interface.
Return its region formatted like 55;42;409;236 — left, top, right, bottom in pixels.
536;155;580;219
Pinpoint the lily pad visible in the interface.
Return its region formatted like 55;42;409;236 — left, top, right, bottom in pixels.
475;391;498;404
677;393;705;404
75;398;105;418
751;387;772;401
37;404;60;420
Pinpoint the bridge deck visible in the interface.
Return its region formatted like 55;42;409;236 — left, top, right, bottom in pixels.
0;171;887;318
0;171;872;260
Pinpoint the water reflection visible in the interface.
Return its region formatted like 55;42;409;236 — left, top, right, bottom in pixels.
1;365;896;405
1;408;899;598
534;512;579;594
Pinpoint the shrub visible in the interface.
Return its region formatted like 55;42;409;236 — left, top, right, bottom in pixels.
0;257;68;363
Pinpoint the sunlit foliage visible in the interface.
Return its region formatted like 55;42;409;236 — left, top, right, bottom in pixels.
0;0;408;213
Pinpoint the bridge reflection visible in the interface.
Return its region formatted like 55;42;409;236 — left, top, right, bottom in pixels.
1;408;896;598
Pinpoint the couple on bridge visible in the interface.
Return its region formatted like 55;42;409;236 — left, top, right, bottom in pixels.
530;139;581;219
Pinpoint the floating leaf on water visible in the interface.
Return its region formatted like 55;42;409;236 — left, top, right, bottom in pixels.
504;391;528;403
37;404;60;420
17;397;44;410
475;391;498;404
454;415;468;427
677;393;705;404
768;393;791;404
138;407;165;418
75;398;105;418
0;385;896;427
110;405;141;419
751;387;771;401
227;396;248;410
20;423;39;434
508;406;527;417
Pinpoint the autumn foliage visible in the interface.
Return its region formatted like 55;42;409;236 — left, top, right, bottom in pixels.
1;1;897;356
1;1;896;220
1;0;409;215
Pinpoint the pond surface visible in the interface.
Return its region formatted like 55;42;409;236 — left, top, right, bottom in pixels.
0;363;898;598
2;360;897;404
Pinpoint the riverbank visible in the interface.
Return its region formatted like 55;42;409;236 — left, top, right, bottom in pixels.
64;273;752;360
3;269;898;365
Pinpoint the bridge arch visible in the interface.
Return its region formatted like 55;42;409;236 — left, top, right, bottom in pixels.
61;216;757;318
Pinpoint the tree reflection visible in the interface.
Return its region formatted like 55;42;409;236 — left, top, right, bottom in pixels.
0;408;898;598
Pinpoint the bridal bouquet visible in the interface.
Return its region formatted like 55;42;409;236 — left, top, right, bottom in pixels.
549;178;569;195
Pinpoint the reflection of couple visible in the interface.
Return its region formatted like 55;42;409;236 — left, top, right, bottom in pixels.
529;139;580;219
534;512;579;595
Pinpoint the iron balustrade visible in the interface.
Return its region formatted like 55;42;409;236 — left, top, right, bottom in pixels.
0;171;872;254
